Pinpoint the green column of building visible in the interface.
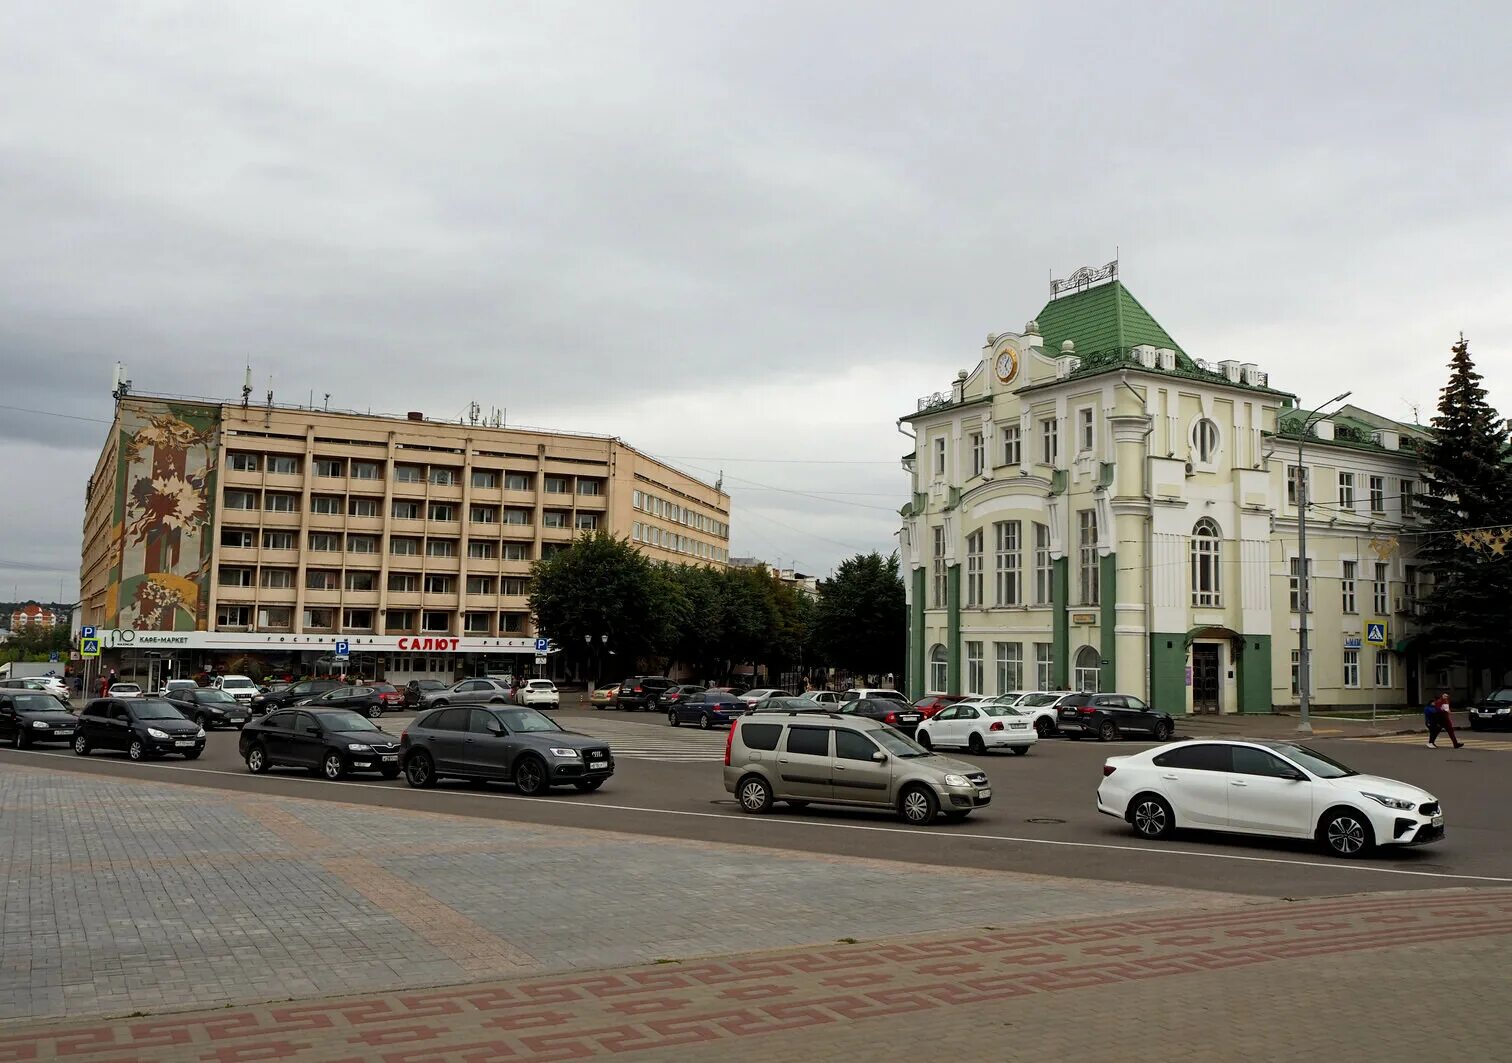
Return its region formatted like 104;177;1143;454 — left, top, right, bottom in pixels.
909;568;926;699
1099;552;1117;688
1052;558;1069;688
1237;634;1273;713
946;564;961;692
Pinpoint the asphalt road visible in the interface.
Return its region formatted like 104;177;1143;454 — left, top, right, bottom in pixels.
6;707;1509;898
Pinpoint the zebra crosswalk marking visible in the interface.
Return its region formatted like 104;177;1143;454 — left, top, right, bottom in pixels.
1357;733;1512;752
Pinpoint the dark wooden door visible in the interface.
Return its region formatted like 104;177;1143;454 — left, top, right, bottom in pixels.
1192;645;1221;714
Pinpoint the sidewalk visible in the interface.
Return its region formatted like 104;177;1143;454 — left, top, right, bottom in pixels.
3;888;1508;1062
1177;711;1431;740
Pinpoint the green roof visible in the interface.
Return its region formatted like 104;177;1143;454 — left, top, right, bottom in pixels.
1034;281;1194;370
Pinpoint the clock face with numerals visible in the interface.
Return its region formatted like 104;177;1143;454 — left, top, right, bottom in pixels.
995;348;1019;383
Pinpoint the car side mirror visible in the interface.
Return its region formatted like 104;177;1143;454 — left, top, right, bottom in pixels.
488;723;505;736
872;751;887;763
1281;769;1306;781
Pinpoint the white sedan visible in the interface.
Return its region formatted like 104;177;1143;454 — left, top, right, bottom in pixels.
916;702;1037;756
994;691;1066;738
517;680;560;707
108;682;143;698
1098;739;1445;857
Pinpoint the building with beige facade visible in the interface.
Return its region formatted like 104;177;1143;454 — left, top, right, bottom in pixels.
79;395;729;685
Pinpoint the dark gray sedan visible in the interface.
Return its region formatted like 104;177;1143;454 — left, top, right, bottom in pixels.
400;705;613;795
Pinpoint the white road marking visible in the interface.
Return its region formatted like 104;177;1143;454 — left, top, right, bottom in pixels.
1359;733;1512;751
9;747;1509;885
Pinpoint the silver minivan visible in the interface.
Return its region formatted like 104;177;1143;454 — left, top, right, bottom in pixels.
723;711;992;825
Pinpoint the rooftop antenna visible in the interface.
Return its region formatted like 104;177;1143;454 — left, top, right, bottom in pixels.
241;366;252;409
111;362;132;402
468;401;480;426
715;468;724;492
1402;397;1422;424
264;377;274;428
323;393;330;411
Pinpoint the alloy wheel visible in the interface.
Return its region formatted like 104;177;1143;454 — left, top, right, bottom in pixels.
1326;814;1368;856
668;710;680;727
739;778;771;812
73;734;89;755
1133;799;1168;837
406;753;435;788
128;740;144;761
900;788;936;825
699;714;712;730
514;756;546;796
323;752;344;780
247;747;267;773
1034;718;1053;738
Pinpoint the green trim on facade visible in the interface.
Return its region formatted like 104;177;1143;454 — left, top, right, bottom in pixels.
909;568;925;699
1052;558;1069;688
946;564;961;692
1150;632;1188;715
1099;553;1117;687
1237;634;1273;714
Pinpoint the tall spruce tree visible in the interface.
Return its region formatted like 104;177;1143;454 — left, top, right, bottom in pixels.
1415;335;1512;693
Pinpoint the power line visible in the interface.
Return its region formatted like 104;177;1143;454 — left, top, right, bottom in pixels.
651;452;901;513
0;403;112;425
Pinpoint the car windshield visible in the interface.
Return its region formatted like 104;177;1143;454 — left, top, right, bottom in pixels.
133;700;186;720
871;728;929;758
496;708;560;733
221;679;254;689
15;694;63;713
1485;689;1512;703
1268;743;1359;779
198;690;237;703
317;711;379;732
982;705;1024;717
372;683;397;693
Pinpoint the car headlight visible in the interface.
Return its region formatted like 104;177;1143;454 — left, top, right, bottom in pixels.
549;747;581;758
1363;792;1416;812
196;728;206;739
346;743;373;752
943;774;970;787
31;720;49;729
147;728;170;739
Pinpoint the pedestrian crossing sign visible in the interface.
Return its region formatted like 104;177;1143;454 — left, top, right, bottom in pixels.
80;637;100;658
1365;621;1388;646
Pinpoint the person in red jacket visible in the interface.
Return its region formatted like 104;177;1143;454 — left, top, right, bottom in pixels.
1427;692;1463;749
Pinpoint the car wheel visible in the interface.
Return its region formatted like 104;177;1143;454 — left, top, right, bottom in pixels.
11;729;27;749
367;704;382;719
380;767;400;780
668;709;680;727
698;714;712;730
321;751;346;780
574;778;604;792
1098;720;1119;742
513;755;549;796
1034;717;1054;738
898;785;938;826
128;739;145;761
246;745;270;774
1153;719;1174;740
645;697;659;713
915;730;933;751
1320;808;1374;858
182;749;201;761
737;774;772;814
405;751;437;788
1010;745;1029;756
73;734;90;756
1130;794;1175;839
968;733;986;755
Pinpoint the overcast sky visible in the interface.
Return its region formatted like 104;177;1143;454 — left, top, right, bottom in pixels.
3;2;1510;603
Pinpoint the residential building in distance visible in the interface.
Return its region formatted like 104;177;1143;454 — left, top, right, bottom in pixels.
9;603;63;630
900;262;1431;713
79;394;730;686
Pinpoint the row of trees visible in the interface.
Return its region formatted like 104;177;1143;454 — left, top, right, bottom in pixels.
528;532;905;683
0;621;72;664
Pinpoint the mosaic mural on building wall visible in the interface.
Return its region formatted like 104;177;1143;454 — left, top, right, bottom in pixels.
104;399;221;630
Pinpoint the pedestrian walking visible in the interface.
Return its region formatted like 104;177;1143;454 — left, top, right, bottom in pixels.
1426;692;1463;749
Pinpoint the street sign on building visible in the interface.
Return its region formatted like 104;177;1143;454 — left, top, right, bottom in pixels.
1365;621;1388;647
80;638;100;658
1344;636;1362;650
535;638;550;653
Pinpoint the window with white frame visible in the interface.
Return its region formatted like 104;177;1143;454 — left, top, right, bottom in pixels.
1400;478;1415;518
1190;518;1221;607
993;520;1021;606
507;473;532;491
429;467;457;486
351;461;380;481
995;642;1023;694
1077;408;1094;452
264;492;298;512
390;536;418;556
929;645;948;692
1034;643;1054;689
1286;465;1308;506
310;494;341;515
260;567;294;589
1078;509;1099;605
393;464;423;483
1040;418;1058;465
310;532;341;552
1290;650;1301;696
1001;424;1021;467
216;605;251;629
1343;649;1360;688
1340;560;1357;613
1194;419;1220;463
262;530;295;550
267;455;299;476
969;432;985;478
966;641;983;694
469;540;498;559
1289;557;1313;612
349;497;380;518
1074;645;1101;692
228;452;259;473
224;490;257;510
388;573;418;593
965;530;984;606
1373;563;1389;615
932;526;947;608
314;458;344;478
933;437;946;477
471;469;500;489
1374;649;1391;687
1034;523;1052;605
1368;475;1386;512
1338;471;1355;507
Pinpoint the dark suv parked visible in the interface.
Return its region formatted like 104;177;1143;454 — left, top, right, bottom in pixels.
401;705;614;794
240;707;402;780
1057;692;1175;741
164;687;250;729
1469;688;1512;731
250;679;344;715
72;698;205;760
614;676;678;711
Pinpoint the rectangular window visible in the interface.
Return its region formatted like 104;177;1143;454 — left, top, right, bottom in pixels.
1040;419;1058;465
388;573;419;593
933;437;946;477
389;536;419;556
1286;465;1308;506
470;505;499;524
542;510;569;529
260;568;294;589
468;540;499;559
965;530;984;607
502;508;530;525
343;497;377;518
1289;557;1313;612
218;566;253;588
310;494;342;515
994;520;1021;606
1373;563;1389;615
1404;564;1420;604
224;490;257;511
465;575;495;595
503;542;531;561
966;641;983;695
969;432;985;478
429;467;457;486
1343;648;1360;688
305;569;339;591
577;479;602;496
1291;650;1301;696
216;606;251;628
1078;509;1099;605
347;535;378;554
392;500;421;520
1034;523;1052;606
1341;560;1357;613
264;492;298;512
421;611;450;633
1400;478;1415;518
267;455;299;476
499;613;524;632
542;543;566;560
428;502;457;522
257;606;291;631
423;575;454;595
393;464;423;483
426;539;458;557
1368;475;1386;512
314;458;344;478
386;610;414;632
1077;407;1094;452
995;642;1023;694
1034;643;1054;690
220;528;255;548
575;513;599;531
303;608;334;630
228;452;259;473
262;530;295;550
501;578;528;596
1001;425;1021;467
351;461;381;481
309;532;341;551
1374;649;1391;687
1338;471;1355;507
506;473;532;491
544;476;570;494
471;469;500;489
343;609;374;631
464;612;491;634
344;571;377;592
1191;524;1221;607
932;526;947;608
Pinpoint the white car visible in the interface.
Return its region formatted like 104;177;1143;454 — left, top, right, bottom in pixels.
214;675;260;704
108;682;143;698
799;690;842;706
842;688;909;704
738;688;787;704
159;679;199;697
993;691;1065;738
517;680;559;707
916;702;1037;756
1097;739;1445;858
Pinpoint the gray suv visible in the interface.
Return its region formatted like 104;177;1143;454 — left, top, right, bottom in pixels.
724;711;991;825
422;677;515;707
401;705;614;795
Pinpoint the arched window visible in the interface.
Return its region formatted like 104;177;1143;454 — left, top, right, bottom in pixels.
1074;645;1101;693
1193;418;1220;463
929;645;948;693
1191;518;1222;607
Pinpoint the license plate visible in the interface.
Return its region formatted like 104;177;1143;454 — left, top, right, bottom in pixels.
382;755;398;762
56;729;74;737
901;715;919;722
1432;814;1444;827
589;760;608;770
175;740;196;747
978;788;991;799
1010;723;1027;729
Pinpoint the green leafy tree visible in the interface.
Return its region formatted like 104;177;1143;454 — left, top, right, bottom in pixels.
813;551;906;678
1416;335;1512;693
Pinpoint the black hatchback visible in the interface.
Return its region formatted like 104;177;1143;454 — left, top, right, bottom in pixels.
165;687;250;729
73;698;206;760
401;705;614;794
0;691;79;748
239;707;403;780
1058;692;1175;741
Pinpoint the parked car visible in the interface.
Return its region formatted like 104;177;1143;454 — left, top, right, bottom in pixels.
913;694;967;719
994;691;1063;737
836;697;925;736
1098;739;1445;857
164;687;251;729
517;679;560;708
916;702;1037;755
240;707;402;780
0;676;71;706
664;684;704;706
213;675;260;704
589;682;620;708
738;688;791;705
251;678;344;715
423;677;517;707
668;690;748;729
841;688;909;704
1057;692;1175;741
727;711;991;824
1469;688;1512;731
295;684;403;718
108;682;143;699
158;678;199;698
401;705;614;794
404;679;449;708
0;691;78;748
615;676;678;711
72;697;205;761
799;690;842;706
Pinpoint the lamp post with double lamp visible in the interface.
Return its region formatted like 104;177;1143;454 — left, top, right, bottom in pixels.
1295;390;1353;735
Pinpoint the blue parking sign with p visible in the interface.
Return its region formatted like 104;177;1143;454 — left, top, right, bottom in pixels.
335;640;350;656
81;625;96;639
535;638;549;652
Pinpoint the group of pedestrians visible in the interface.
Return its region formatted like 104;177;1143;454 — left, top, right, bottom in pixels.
1425;691;1464;749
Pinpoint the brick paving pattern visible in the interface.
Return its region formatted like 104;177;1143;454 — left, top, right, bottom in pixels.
2;888;1507;1061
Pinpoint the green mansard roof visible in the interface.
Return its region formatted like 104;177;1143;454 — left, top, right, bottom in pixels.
1033;280;1194;370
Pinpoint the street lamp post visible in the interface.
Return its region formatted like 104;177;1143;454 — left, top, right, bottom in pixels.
1296;391;1352;735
